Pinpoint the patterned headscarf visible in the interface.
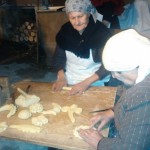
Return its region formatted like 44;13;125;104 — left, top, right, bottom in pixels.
65;0;103;22
102;29;150;84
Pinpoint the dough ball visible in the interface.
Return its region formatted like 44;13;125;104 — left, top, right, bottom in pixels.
18;109;32;119
29;103;43;114
15;94;40;108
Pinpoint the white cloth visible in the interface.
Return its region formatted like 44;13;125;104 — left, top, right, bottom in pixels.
102;29;150;84
65;49;109;86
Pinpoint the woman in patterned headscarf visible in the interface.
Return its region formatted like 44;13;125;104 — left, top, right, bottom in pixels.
52;0;112;95
79;29;150;149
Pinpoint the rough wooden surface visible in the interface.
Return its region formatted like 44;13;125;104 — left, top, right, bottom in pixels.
0;76;11;106
36;11;68;53
0;81;116;150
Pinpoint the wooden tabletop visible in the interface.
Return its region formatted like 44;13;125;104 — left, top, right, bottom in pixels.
0;81;116;150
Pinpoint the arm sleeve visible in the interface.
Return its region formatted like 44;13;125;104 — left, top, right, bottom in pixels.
95;65;110;80
92;47;110;79
52;45;66;73
97;100;150;150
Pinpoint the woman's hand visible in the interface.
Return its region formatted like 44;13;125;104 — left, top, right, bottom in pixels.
90;109;114;132
78;109;114;149
79;128;103;149
52;78;67;92
69;80;90;95
69;73;99;95
52;70;67;92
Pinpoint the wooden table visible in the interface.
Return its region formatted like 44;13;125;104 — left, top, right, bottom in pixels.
0;81;116;150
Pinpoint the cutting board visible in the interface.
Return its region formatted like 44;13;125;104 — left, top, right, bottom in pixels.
0;81;117;150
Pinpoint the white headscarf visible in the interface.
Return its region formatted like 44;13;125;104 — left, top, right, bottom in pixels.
102;29;150;84
65;0;103;22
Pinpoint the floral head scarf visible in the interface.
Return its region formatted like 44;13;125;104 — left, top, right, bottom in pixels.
102;29;150;84
65;0;103;22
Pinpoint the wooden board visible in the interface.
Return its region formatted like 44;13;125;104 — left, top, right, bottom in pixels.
0;81;116;150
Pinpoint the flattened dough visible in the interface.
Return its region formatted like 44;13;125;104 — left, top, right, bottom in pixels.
73;125;109;139
9;124;42;133
73;125;89;139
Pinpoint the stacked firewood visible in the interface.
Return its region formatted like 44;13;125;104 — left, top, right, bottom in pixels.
12;21;37;44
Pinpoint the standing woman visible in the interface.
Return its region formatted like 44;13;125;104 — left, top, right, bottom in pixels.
118;0;150;40
90;0;124;28
52;0;112;95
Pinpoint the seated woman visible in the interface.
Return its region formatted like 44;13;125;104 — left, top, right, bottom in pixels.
52;0;112;95
79;29;150;149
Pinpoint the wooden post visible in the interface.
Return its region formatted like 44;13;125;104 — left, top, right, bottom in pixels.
0;76;11;106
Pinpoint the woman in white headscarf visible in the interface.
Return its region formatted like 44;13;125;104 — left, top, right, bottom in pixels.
79;29;150;149
52;0;112;95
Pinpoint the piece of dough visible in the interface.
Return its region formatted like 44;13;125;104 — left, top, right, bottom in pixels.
0;104;17;118
61;104;82;123
18;109;32;119
7;105;17;118
15;94;40;108
70;104;82;114
32;115;48;126
51;103;61;113
42;110;57;115
61;106;69;112
73;125;109;139
62;86;72;90
29;103;43;114
0;122;8;133
9;124;42;133
42;103;61;115
73;125;89;139
0;104;13;111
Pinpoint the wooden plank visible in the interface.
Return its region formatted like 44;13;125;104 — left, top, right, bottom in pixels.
36;11;68;51
0;81;116;150
0;76;11;106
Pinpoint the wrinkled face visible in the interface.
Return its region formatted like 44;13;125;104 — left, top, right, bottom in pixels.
68;12;90;32
111;68;138;86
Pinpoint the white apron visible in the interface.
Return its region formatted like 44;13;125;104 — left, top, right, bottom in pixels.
65;49;110;86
